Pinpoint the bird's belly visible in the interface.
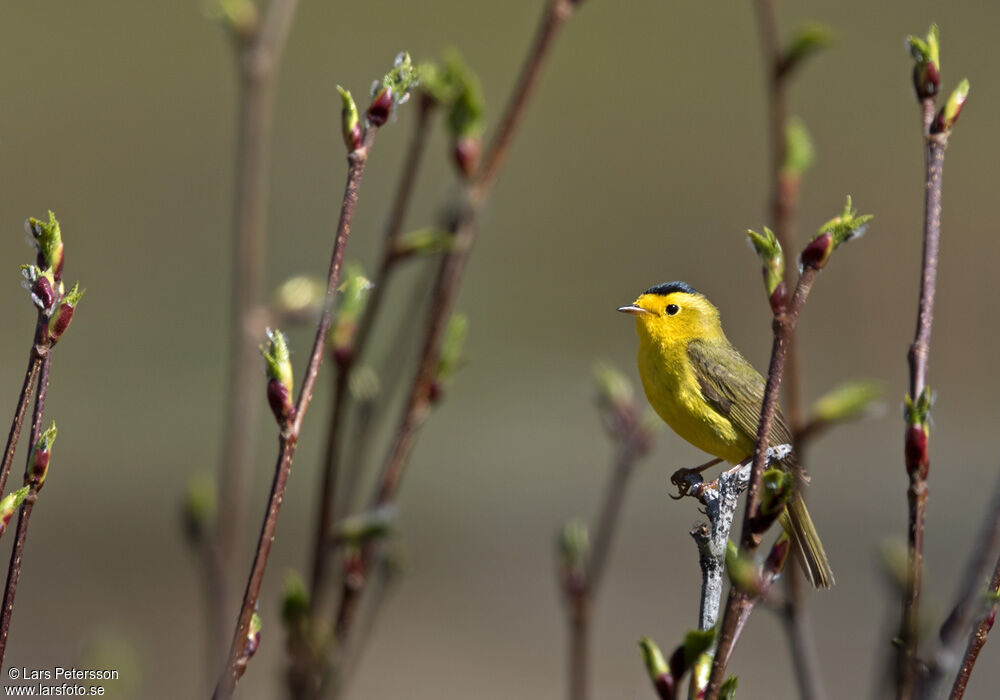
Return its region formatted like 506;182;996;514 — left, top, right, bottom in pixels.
638;349;750;463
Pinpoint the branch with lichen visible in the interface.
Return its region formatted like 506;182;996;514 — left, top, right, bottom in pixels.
0;212;82;668
211;54;419;700
703;200;872;700
896;24;969;700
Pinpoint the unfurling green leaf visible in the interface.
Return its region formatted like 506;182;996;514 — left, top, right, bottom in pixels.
282;571;310;625
935;78;970;133
759;469;794;516
593;363;634;411
333;506;396;545
812;379;883;423
558;519;590;576
720;675;739;699
781;23;834;75
261;328;293;392
638;636;670;681
273;276;326;316
393;228;454;257
681;628;716;668
783;117;814;178
436;314;468;384
337;85;362;150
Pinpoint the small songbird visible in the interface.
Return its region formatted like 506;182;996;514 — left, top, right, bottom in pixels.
618;281;833;588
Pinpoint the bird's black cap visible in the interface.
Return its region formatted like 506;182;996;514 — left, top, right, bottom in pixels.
643;281;699;297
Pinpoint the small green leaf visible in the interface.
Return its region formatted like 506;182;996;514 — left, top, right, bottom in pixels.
558;519;590;575
781;23;834;75
261;328;293;392
333;506;396;545
393;228;454;257
273;276;325;316
812;379;883;423
638;637;669;680
436;314;468;384
720;675;738;699
281;571;310;625
783;117;814;178
816;195;873;248
682;628;716;668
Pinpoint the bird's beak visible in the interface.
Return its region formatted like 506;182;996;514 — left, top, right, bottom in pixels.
617;304;649;316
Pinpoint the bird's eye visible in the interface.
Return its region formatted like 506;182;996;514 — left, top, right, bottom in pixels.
665;304;679;316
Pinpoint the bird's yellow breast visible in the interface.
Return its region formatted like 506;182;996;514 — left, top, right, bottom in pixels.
636;333;750;464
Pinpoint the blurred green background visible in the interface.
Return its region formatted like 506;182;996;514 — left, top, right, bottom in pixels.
1;1;998;697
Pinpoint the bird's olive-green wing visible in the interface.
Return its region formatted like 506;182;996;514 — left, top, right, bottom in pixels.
686;339;794;446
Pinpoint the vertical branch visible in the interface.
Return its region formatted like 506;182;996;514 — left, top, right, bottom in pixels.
214;0;301;658
705;268;818;699
561;383;653;700
0;353;43;495
751;4;824;697
917;477;1000;698
309;96;436;611
213;123;377;700
898;105;948;700
0;355;50;668
947;557;1000;700
330;0;581;656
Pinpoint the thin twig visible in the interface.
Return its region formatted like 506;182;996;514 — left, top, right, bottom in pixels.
330;0;580;655
0;352;43;495
214;0;302;664
897;98;949;700
309;95;436;613
563;417;651;700
750;3;826;697
213;126;378;700
705;268;818;699
917;476;1000;698
0;354;50;668
947;556;1000;700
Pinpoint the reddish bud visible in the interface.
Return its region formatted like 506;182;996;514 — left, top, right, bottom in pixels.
769;281;788;315
347;122;363;151
764;536;790;575
905;425;929;479
48;302;75;344
367;86;394;127
654;675;674;700
987;608;996;632
453;136;481;178
913;62;940;101
333;346;353;368
800;231;834;270
33;276;55;311
267;378;296;427
427;380;444;404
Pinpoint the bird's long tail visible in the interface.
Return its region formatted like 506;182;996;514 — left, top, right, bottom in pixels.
779;495;835;589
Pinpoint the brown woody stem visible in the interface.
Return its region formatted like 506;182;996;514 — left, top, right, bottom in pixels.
309;95;436;614
0;351;43;496
948;557;1000;700
0;353;51;668
897;97;949;700
213;0;302;668
329;0;580;659
705;267;818;699
213;125;377;700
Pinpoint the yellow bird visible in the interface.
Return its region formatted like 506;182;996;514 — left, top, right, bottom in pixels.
619;281;833;588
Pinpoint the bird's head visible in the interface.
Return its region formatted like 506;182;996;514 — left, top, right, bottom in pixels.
618;281;725;345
